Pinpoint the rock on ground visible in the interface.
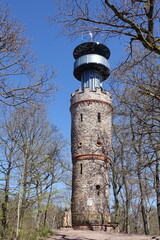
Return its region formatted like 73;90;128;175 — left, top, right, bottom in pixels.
46;228;158;240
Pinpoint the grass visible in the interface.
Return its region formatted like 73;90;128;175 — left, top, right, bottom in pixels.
19;226;54;240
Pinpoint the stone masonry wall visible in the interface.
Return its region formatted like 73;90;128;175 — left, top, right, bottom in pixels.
70;87;112;228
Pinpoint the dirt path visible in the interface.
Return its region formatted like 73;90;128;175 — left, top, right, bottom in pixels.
47;228;158;240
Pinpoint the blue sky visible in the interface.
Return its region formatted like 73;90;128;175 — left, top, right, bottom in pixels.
8;0;123;142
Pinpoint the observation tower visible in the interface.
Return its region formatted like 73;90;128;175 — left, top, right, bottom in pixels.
70;41;114;230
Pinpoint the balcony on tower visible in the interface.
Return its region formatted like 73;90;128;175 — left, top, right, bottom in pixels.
73;42;110;91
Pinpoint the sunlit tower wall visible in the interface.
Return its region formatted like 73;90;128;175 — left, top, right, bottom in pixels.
70;42;112;230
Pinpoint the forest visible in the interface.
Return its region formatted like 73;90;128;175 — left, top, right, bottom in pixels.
0;0;160;239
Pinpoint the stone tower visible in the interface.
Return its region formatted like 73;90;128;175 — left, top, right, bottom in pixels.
70;42;112;230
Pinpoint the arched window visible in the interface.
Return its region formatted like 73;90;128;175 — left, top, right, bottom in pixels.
96;185;100;196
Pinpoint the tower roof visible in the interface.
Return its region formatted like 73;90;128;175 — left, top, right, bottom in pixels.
73;42;110;60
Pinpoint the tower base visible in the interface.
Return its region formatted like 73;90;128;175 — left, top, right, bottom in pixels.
71;213;119;232
72;222;119;232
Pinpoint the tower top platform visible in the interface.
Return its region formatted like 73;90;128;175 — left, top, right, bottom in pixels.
73;42;110;60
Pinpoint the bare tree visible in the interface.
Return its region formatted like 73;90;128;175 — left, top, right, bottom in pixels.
0;0;55;106
112;111;156;234
0;105;67;240
52;0;159;103
52;0;160;55
0;133;18;239
110;49;160;234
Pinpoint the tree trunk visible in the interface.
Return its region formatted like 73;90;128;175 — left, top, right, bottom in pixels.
35;181;42;230
112;179;120;221
121;146;130;234
44;176;54;227
123;174;130;234
15;174;23;240
111;157;120;222
137;169;149;235
1;171;10;239
155;148;160;235
1;154;12;239
15;148;28;240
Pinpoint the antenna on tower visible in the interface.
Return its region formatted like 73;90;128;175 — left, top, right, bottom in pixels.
81;32;84;41
89;31;93;41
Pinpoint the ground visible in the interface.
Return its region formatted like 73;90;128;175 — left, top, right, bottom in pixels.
46;228;158;240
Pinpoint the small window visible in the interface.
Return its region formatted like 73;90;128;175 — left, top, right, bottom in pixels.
96;185;100;190
78;141;83;147
98;112;101;122
96;185;100;196
96;141;102;147
80;163;82;174
80;114;83;122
